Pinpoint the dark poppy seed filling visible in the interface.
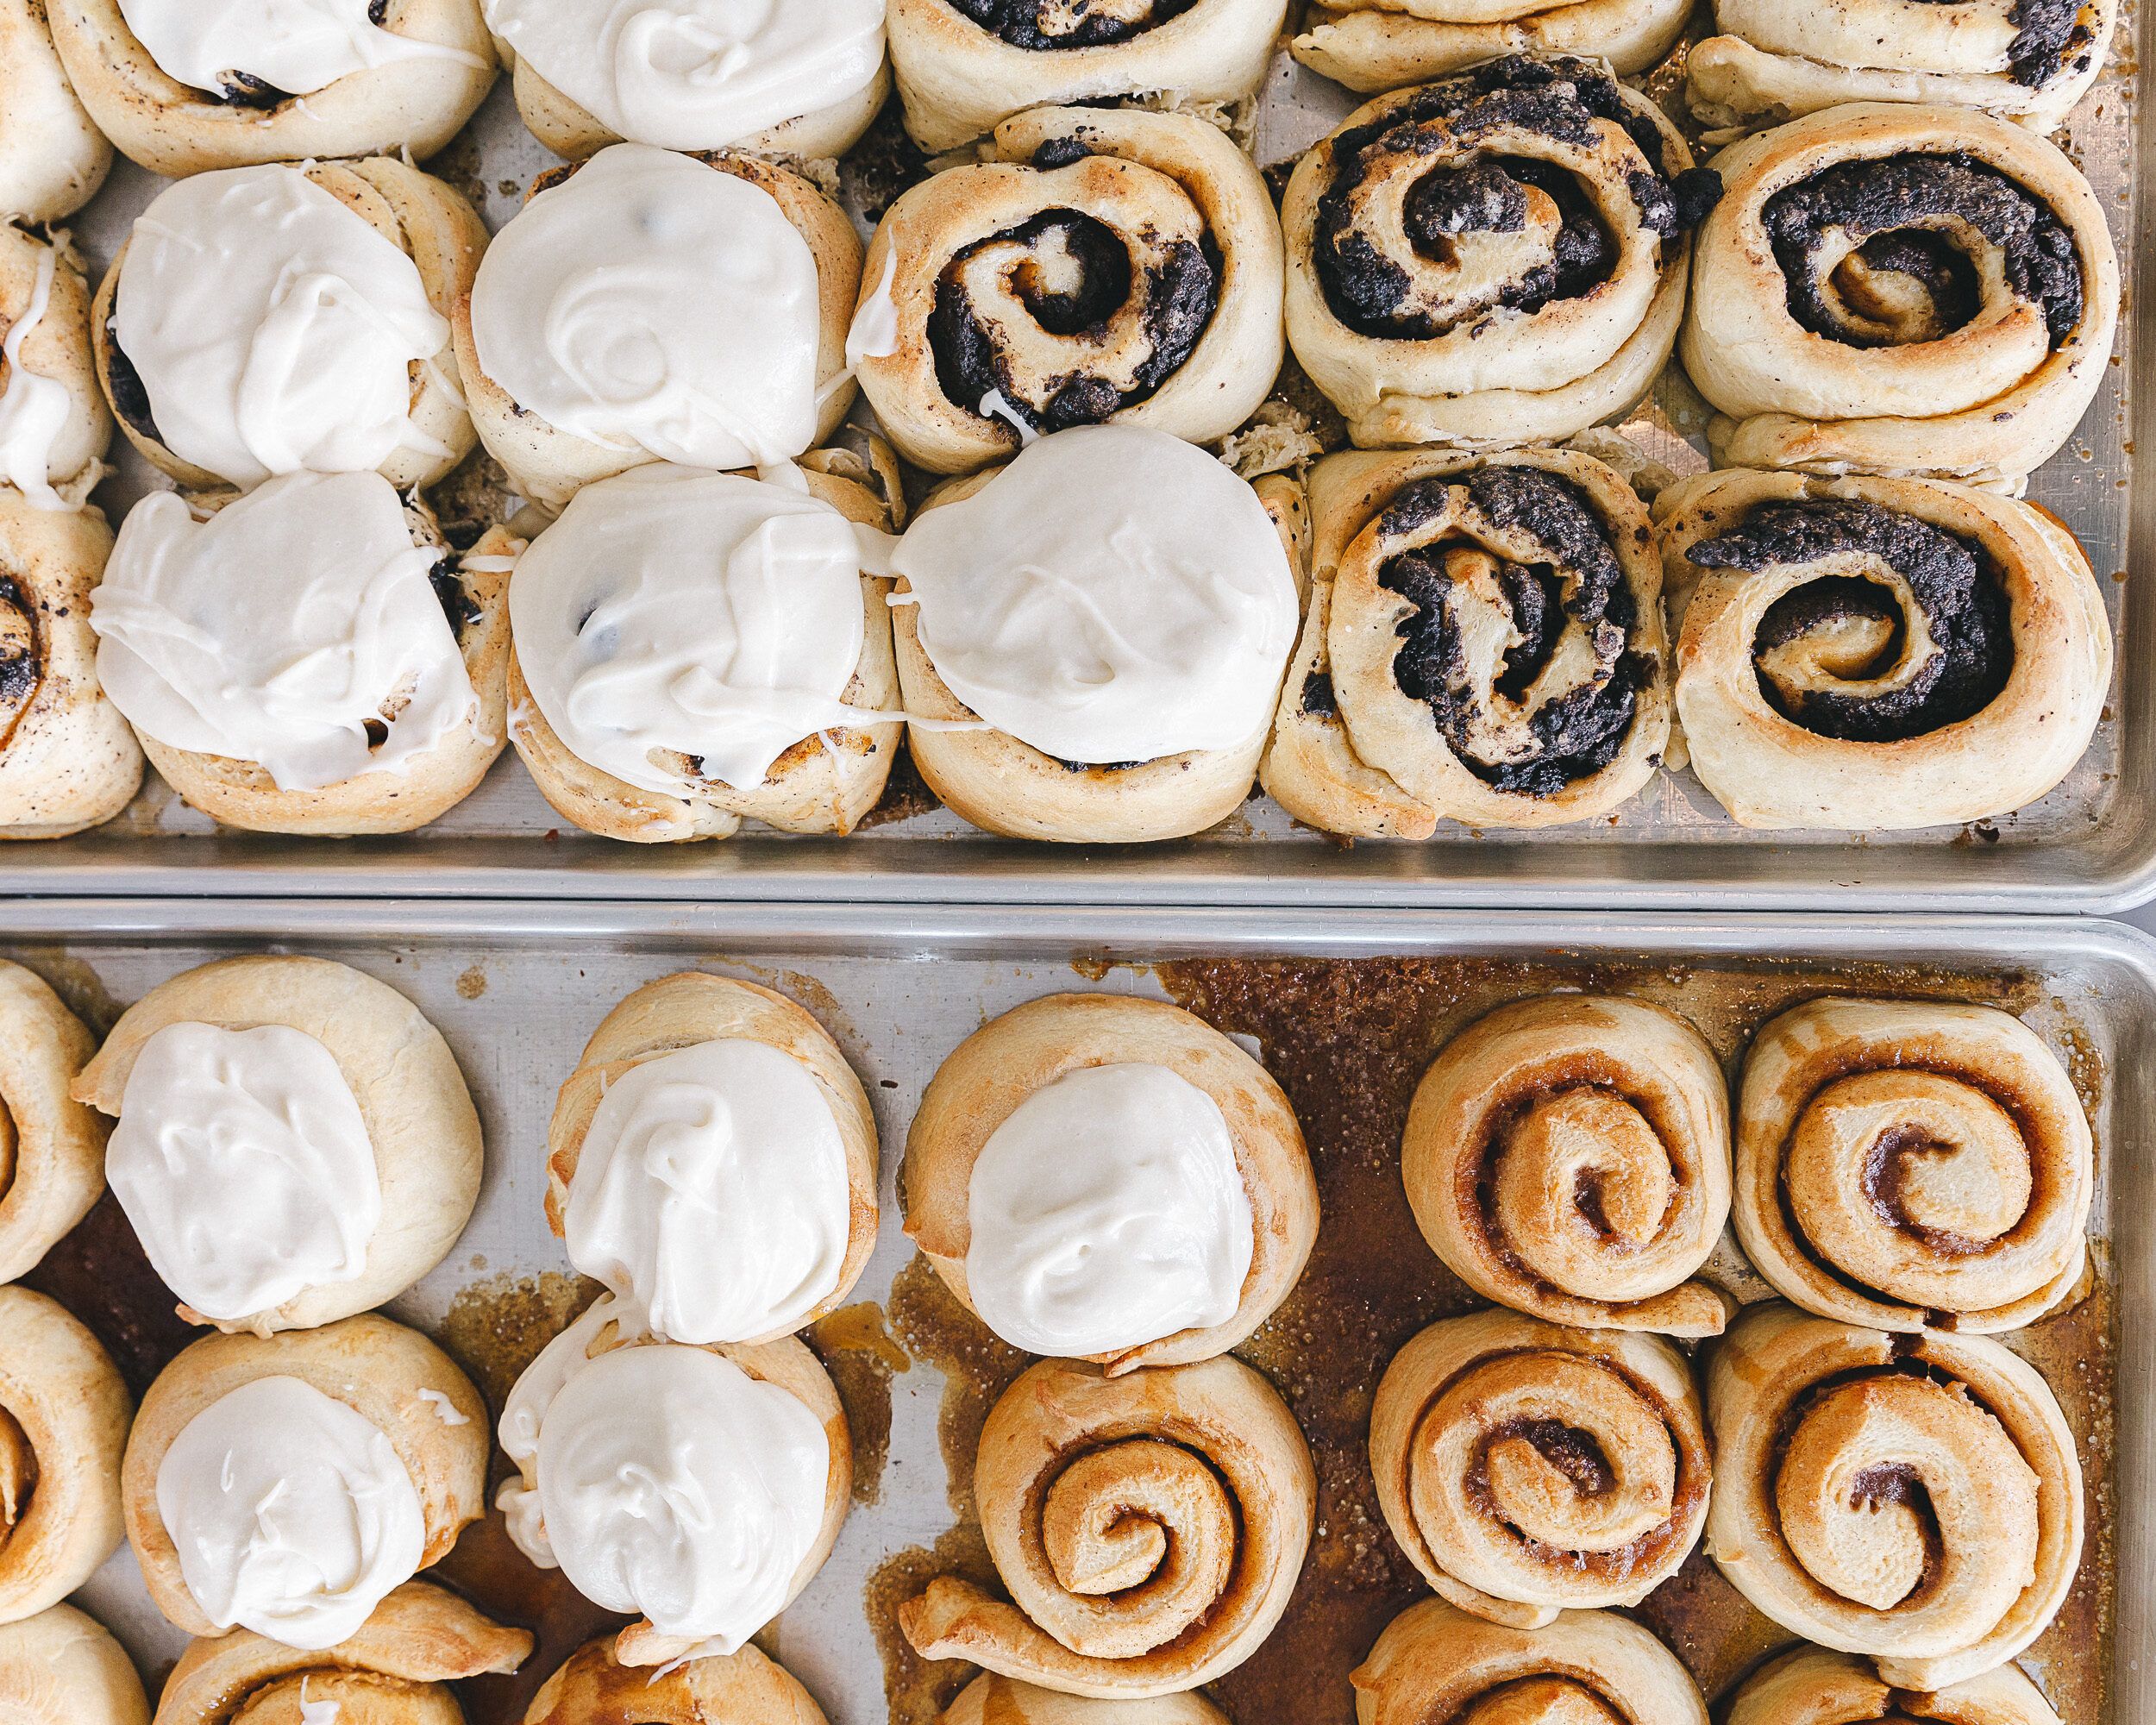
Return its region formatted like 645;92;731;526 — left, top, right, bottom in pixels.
943;0;1201;49
0;577;39;731
102;320;164;447
1995;0;2097;87
1687;499;2013;743
1763;154;2084;350
429;563;480;645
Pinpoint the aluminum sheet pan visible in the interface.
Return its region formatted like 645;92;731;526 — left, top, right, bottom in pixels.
9;902;2141;1723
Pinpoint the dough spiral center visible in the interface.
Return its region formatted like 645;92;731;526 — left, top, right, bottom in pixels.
1492;1088;1679;1302
944;0;1200;49
1037;1439;1236;1653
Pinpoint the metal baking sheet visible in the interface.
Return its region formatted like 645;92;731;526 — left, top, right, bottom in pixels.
10;901;2142;1723
12;37;2147;910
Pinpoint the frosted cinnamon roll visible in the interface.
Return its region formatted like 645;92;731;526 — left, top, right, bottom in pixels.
1727;1644;2064;1725
508;459;900;843
485;0;890;162
496;1294;850;1667
1683;105;2119;488
0;3;110;223
0;224;110;510
73;955;483;1335
523;1636;829;1725
941;1679;1227;1725
47;0;494;179
0;963;106;1283
1351;1598;1708;1725
904;993;1318;1373
899;1355;1315;1698
456;144;862;513
1283;56;1718;450
91;473;509;836
887;0;1288;154
1402;995;1733;1336
854;105;1282;476
1294;0;1692;90
0;1605;147;1725
890;423;1302;844
1262;446;1670;836
1658;470;2110;829
1735;997;2091;1333
0;1286;129;1624
94;158;485;494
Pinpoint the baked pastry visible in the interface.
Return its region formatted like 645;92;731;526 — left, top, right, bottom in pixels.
153;1582;531;1725
904;993;1318;1371
1727;1644;2063;1725
1402;995;1733;1335
74;954;484;1334
1735;996;2091;1332
899;1355;1314;1697
0;962;107;1282
1294;0;1691;88
0;1285;129;1624
94;158;485;494
547;972;879;1344
124;1314;486;1648
1658;468;2111;830
0;224;110;510
1262;445;1671;835
497;1293;850;1666
852;104;1282;475
0;3;110;223
941;1679;1227;1725
507;459;901;842
0;1604;147;1725
1283;57;1715;450
485;0;890;161
890;423;1303;844
887;0;1289;154
91;472;510;835
1683;104;2119;488
1350;1598;1708;1725
48;0;495;179
455;143;862;513
1705;1302;2081;1689
522;1635;829;1725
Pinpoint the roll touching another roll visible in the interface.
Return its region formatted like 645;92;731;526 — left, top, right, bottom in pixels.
1294;0;1693;90
523;1635;830;1725
0;962;107;1283
0;1605;147;1725
1658;469;2111;830
904;993;1317;1372
1683;105;2119;488
1727;1644;2064;1725
1263;446;1671;836
0;3;110;223
0;224;111;511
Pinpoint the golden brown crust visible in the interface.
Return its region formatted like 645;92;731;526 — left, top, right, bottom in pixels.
1725;1642;2063;1725
939;1678;1228;1725
0;960;107;1283
519;1634;828;1725
0;1604;148;1725
1294;0;1695;89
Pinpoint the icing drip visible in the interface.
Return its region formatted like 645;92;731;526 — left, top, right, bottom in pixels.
0;242;79;511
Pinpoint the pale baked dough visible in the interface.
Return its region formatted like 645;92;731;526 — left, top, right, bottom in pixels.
1;224;111;497
1294;0;1692;89
521;1635;828;1725
0;1605;147;1725
1727;1643;2063;1725
0;961;106;1283
940;1678;1228;1725
0;2;110;222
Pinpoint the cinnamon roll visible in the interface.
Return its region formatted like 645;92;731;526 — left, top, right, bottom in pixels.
0;963;106;1283
1704;1302;2082;1690
1683;104;2119;488
1402;995;1733;1336
0;1605;147;1725
887;0;1289;154
0;1285;129;1624
485;0;891;162
1350;1598;1708;1725
1734;996;2091;1333
93;158;485;494
853;104;1282;475
1658;469;2110;829
0;3;110;223
941;1679;1228;1725
73;955;484;1335
523;1636;829;1725
898;1354;1315;1698
1261;445;1671;836
0;223;110;510
1294;0;1693;89
455;143;862;513
507;458;900;843
48;0;495;179
1283;56;1718;450
890;423;1302;844
904;993;1318;1372
1727;1644;2064;1725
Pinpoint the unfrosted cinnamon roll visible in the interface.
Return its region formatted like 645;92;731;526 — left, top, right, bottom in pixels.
0;3;110;223
0;963;105;1283
1261;445;1671;836
887;0;1288;154
1294;0;1692;89
941;1679;1227;1725
74;955;484;1335
48;0;495;179
0;224;110;510
93;158;485;494
899;1354;1314;1698
1727;1644;2064;1725
1683;105;2119;488
1283;56;1718;450
904;993;1317;1373
1705;1302;2081;1690
523;1635;828;1725
853;104;1282;475
455;143;862;513
0;1605;147;1725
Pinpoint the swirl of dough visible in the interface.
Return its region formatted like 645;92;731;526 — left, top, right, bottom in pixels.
0;961;107;1282
1402;994;1733;1335
1726;1643;2063;1725
1705;1302;2081;1690
521;1634;828;1725
0;1606;147;1725
1294;0;1693;91
898;1355;1314;1698
0;3;112;223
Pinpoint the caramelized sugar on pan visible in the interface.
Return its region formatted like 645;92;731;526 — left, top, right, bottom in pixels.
809;1300;912;1506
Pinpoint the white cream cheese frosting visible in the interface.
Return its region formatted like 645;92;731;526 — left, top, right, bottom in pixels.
965;1062;1255;1357
564;1038;851;1344
155;1375;425;1651
0;242;84;511
117;0;486;97
105;1021;381;1324
511;462;887;794
889;424;1299;764
111;165;452;489
91;469;479;791
482;0;886;150
468;144;821;472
